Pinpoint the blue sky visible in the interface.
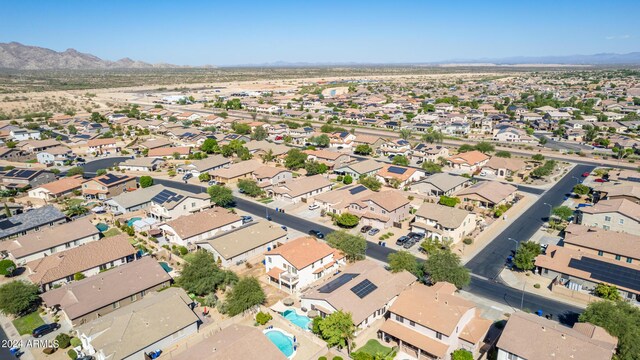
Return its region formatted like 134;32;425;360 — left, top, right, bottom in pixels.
1;0;639;65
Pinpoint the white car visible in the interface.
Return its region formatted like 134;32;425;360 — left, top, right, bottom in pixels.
308;203;320;210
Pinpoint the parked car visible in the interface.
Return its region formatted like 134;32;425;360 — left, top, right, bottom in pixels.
308;203;320;211
407;232;425;241
208;180;218;186
540;243;549;253
403;238;417;249
308;230;324;239
32;323;60;338
594;178;608;183
77;356;96;360
395;236;409;245
281;225;288;231
368;228;380;236
360;225;372;233
241;215;253;224
582;172;590;177
182;173;193;181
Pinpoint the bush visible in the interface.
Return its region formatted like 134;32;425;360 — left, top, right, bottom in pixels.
255;311;273;325
318;357;327;360
177;246;188;256
43;348;56;355
336;175;344;182
0;259;16;276
56;333;71;348
462;238;473;245
333;357;343;360
534;283;541;289
67;349;77;359
343;174;353;185
70;337;81;347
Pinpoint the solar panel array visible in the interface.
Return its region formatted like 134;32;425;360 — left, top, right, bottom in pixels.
151;189;185;204
6;169;36;179
387;166;407;175
100;173;125;185
350;279;378;299
568;257;640;292
318;273;358;293
349;185;368;195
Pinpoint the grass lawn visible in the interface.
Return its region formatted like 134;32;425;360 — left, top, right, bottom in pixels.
65;198;84;207
12;311;45;335
102;228;121;237
258;197;274;204
354;339;394;357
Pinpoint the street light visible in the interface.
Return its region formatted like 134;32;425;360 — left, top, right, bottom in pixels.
508;237;519;253
571;176;580;185
543;202;553;219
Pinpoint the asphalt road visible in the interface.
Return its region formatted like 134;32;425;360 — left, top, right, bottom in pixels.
465;164;595;279
80;156;132;176
0;326;13;358
156;177;584;324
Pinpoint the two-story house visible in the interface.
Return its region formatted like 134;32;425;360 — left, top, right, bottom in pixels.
410;144;450;164
37;146;76;166
87;138;121;155
379;139;412;157
147;187;211;221
1;168;56;191
82;174;137;200
576;198;640;235
411;203;477;244
447;151;490;173
348;190;410;229
158;208;243;247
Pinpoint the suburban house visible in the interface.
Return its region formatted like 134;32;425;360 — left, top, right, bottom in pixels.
314;184;375;215
177;155;230;176
10;128;41;141
1;168;56;190
353;134;387;151
0;203;22;219
0;217;99;264
496;312;617;360
304;149;351;170
348;190;411;229
87;138;121;155
36;146;75;166
379;139;412;157
197;221;287;267
209;160;263;185
410;144;450;163
76;287;199;360
301;260;415;330
0;147;30;162
591;183;640;204
147;146;191;159
105;185;167;214
376;164;425;188
147;187;211;221
40;257;171;326
138;138;172;151
159;208;243;247
270;175;333;203
576;198;640;235
447;151;490;172
118;157;165;172
26;234;136;291
481;157;527;179
334;159;384;180
410;173;470;197
252;166;293;187
82;174;137;200
28;175;84;201
411;203;477;244
169;324;287;360
265;237;345;294
18;139;61;153
328;131;356;149
0;205;67;240
379;282;492;360
455;181;518;209
563;223;640;264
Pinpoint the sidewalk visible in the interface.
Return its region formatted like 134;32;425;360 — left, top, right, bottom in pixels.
499;269;589;310
0;313;35;360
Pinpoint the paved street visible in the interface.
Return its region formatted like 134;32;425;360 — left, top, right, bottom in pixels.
0;326;13;359
80;156;132;176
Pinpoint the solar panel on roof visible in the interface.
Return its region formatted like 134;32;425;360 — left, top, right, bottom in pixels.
568;257;640;292
318;273;358;293
101;173;124;185
349;185;367;195
387;166;407;175
350;279;378;299
151;189;176;204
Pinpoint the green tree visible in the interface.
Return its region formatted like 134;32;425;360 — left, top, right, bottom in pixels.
251;126;268;141
495;150;511;158
573;184;590;196
0;280;40;315
399;129;412;140
95;169;107;176
285;149;308;170
335;213;360;228
423;250;470;289
422;130;444;144
343;174;353;184
3;203;11;218
67;125;78;134
237;179;264;197
66;166;84;177
56;333;71;349
594;283;622;301
474;142;495;154
354;144;372;155
439;195;459;207
358;175;382;191
200;138;219;154
0;259;16;276
311;134;330;147
318;311;356;354
260;149;276;163
538;136;548;145
177;251;237;295
305;160;328;175
65;205;89;217
513;241;541;271
451;349;473;360
326;231;367;262
73;272;86;281
387;251;420;276
457;144;475;153
198;173;211;182
532;154;545;161
552;205;573;221
139;176;154;188
207;185;234;207
224;277;265;316
421;162;442;174
392;155;409;166
579;300;640;360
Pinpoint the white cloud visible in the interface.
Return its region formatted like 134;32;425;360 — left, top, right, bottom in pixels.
605;34;632;40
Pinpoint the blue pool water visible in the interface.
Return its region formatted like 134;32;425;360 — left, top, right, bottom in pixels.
283;309;311;330
127;217;141;227
265;330;294;357
159;262;172;272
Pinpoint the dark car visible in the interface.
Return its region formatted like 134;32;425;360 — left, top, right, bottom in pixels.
309;230;324;239
403;238;417;249
77;356;96;360
395;236;409;246
360;225;372;233
32;323;60;338
241;215;253;224
182;173;193;181
408;232;425;241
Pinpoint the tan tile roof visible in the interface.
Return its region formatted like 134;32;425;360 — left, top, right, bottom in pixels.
459;316;493;343
272;174;333;198
354;134;385;144
148;146;191;157
87;138;117;147
564;223;640;260
37;175;83;195
377;164;417;182
27;235;136;285
164;208;241;240
304;149;347;161
380;319;449;358
0;218;98;259
415;203;473;229
40;257;171;320
361;189;409;211
580;198;640;221
265;237;335;269
497;311;617;360
447;150;490;166
338;159;384;174
210;160;262;179
456;180;517;205
253;165;291;179
197;221;287;260
483;156;527;172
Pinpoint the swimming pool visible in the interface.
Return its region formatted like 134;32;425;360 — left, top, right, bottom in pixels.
264;329;295;358
283;309;311;330
159;262;173;272
127;217;141;227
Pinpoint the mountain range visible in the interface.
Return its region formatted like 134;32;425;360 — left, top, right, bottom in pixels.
1;42;639;70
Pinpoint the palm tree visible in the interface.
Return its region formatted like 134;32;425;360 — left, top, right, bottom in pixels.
399;128;412;140
260;149;275;164
65;205;89;217
422;130;444;144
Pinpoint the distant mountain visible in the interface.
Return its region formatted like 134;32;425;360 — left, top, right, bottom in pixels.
444;52;640;65
0;42;182;70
